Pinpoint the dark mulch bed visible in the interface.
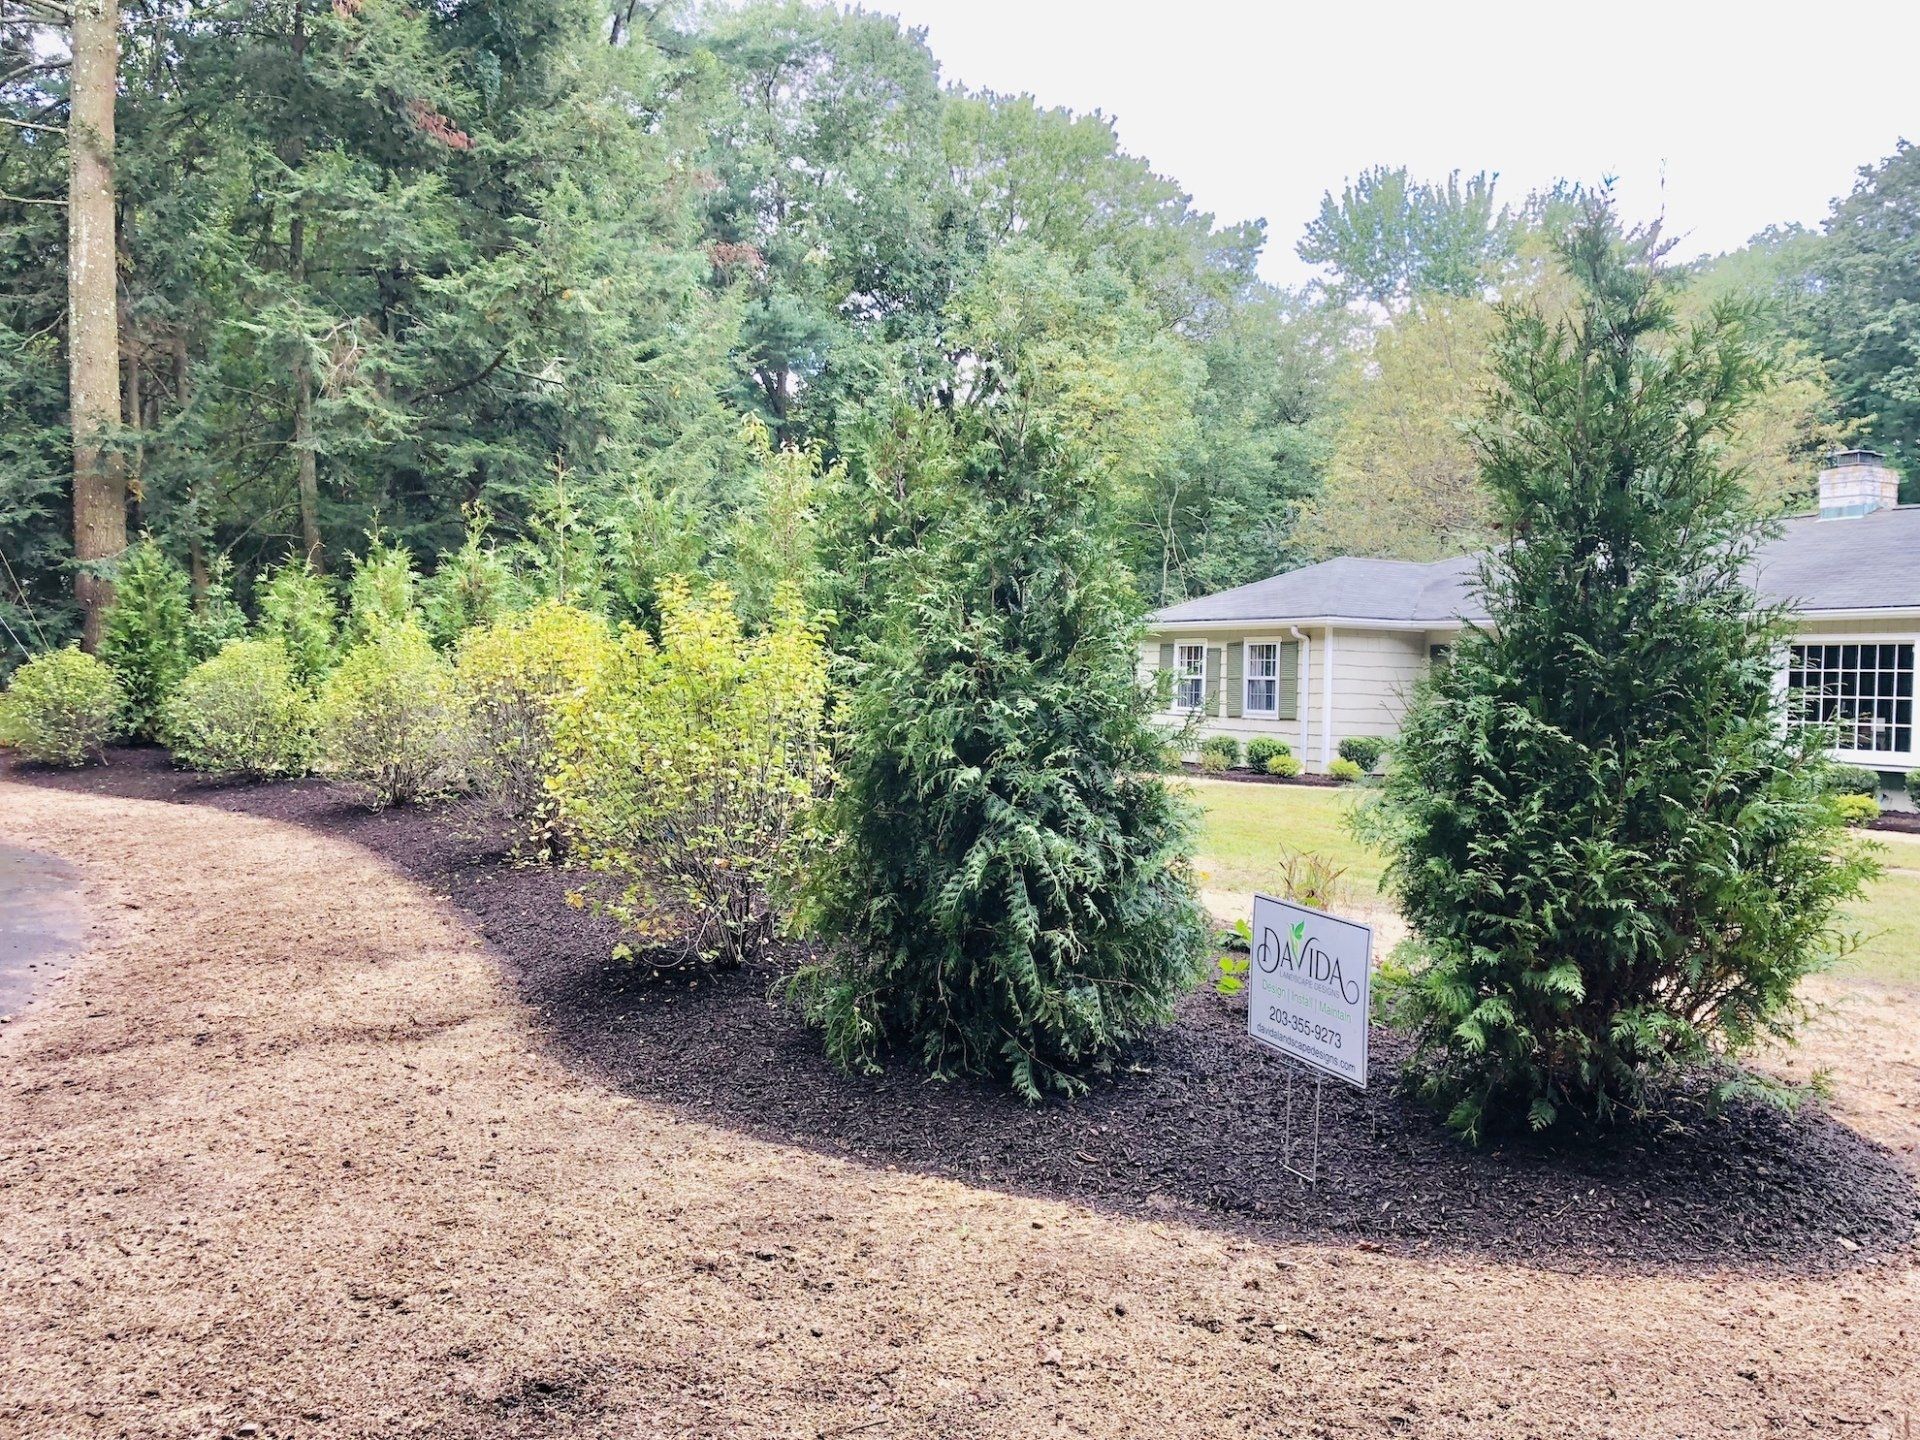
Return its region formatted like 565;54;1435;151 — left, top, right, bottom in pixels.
1177;762;1345;788
12;745;1918;1277
1869;807;1920;834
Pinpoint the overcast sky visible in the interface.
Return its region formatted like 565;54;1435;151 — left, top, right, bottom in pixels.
870;0;1920;287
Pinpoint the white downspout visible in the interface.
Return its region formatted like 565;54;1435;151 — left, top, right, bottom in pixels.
1288;626;1311;761
1320;626;1336;771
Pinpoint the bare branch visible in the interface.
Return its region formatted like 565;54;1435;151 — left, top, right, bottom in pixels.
0;114;64;134
0;188;65;205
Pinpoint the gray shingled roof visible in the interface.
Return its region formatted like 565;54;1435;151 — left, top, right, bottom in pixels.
1151;506;1920;627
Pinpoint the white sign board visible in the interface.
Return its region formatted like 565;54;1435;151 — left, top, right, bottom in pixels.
1247;893;1370;1089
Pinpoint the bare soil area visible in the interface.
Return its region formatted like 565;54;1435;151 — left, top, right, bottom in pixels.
3;763;1918;1437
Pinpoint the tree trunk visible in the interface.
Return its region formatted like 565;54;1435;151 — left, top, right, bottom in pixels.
286;4;324;573
68;0;125;651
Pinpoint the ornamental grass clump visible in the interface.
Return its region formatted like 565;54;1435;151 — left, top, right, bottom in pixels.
162;639;314;779
1370;202;1876;1142
552;580;831;970
456;601;615;853
314;621;469;808
0;648;124;766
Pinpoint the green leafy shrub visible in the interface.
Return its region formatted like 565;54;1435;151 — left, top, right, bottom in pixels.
314;622;469;808
0;647;124;766
1197;735;1241;771
425;505;521;647
162;640;313;778
789;421;1208;1101
1337;735;1386;772
553;580;831;969
1328;757;1364;783
1909;769;1920;805
1832;793;1880;827
258;559;339;683
1264;752;1303;778
1824;764;1881;798
1244;736;1291;770
345;536;420;644
99;539;193;741
1370;207;1875;1141
457;602;615;850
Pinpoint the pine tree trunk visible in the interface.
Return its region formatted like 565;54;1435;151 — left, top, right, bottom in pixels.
287;3;324;573
68;0;126;651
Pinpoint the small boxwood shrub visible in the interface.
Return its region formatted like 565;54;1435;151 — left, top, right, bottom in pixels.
99;539;193;741
1197;735;1240;771
1328;757;1364;783
0;648;125;766
1244;736;1291;770
1832;793;1880;827
1825;763;1881;798
162;640;313;779
1337;735;1386;772
315;622;469;808
1264;752;1303;778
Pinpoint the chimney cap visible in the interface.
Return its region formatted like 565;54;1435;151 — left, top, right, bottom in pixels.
1825;447;1888;468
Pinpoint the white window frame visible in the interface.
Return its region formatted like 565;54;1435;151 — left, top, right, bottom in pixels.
1170;639;1206;714
1242;636;1283;718
1784;633;1916;765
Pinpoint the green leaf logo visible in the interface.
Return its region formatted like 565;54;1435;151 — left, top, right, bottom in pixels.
1290;920;1306;945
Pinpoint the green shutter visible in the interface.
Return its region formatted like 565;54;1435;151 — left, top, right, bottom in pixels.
1158;641;1174;672
1225;641;1243;718
1277;641;1299;720
1204;646;1222;716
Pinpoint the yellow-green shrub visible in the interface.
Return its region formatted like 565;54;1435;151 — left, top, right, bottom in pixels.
1328;757;1364;783
1832;792;1880;828
0;648;124;766
162;640;314;778
1264;752;1303;778
456;602;615;850
552;579;831;969
314;622;469;808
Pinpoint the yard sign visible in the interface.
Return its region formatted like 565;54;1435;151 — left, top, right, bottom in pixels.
1247;893;1370;1090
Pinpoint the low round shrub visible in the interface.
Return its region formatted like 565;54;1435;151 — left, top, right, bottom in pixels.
1825;763;1881;798
162;640;313;778
1337;735;1387;772
1263;752;1303;778
1909;769;1919;805
1244;736;1292;771
0;648;125;766
1832;792;1880;827
314;622;469;808
1197;735;1240;770
1328;757;1364;784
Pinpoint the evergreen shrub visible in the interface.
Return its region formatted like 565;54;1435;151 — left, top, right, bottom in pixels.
1328;757;1364;783
1824;764;1881;798
1197;735;1240;770
1337;735;1386;772
99;539;193;741
0;647;124;766
258;559;339;683
1832;793;1880;827
1245;736;1291;770
1264;752;1303;778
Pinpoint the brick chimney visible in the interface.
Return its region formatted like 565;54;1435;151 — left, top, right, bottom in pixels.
1818;448;1900;519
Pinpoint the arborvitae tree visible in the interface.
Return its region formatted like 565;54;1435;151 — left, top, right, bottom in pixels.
1373;203;1875;1140
792;413;1209;1100
98;538;193;741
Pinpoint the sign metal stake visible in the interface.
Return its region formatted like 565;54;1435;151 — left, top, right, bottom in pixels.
1280;1059;1324;1184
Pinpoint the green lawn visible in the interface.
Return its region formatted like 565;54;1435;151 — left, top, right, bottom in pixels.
1186;776;1920;989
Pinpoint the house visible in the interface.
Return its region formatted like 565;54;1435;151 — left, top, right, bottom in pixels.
1143;450;1920;808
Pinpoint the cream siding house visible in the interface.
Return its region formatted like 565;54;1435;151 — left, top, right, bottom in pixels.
1144;451;1920;808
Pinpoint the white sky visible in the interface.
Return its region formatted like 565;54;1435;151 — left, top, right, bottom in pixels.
872;0;1920;287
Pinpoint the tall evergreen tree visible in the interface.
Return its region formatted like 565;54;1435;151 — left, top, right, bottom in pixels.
1373;202;1875;1140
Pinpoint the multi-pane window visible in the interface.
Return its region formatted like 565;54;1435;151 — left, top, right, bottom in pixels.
1244;642;1279;715
1787;642;1914;755
1173;642;1206;712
